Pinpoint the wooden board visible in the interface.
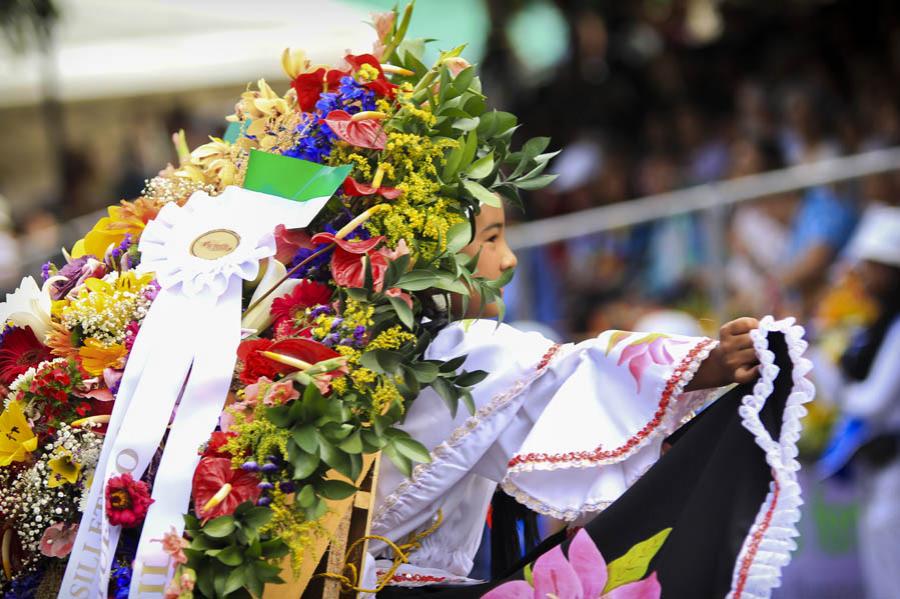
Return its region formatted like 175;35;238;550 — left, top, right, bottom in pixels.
263;452;381;599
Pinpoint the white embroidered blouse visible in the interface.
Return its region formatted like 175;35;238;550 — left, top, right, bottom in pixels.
364;320;719;588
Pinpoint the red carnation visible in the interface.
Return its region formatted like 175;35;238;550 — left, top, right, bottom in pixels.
192;456;261;522
270;280;332;326
344;53;397;98
201;431;237;458
236;339;278;385
105;473;154;528
0;326;53;385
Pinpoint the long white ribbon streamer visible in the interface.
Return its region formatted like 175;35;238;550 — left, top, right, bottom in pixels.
61;186;329;598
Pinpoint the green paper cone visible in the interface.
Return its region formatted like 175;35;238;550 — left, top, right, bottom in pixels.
242;149;350;203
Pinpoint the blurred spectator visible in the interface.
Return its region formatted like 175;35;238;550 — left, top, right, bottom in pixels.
0;194;21;292
814;206;900;599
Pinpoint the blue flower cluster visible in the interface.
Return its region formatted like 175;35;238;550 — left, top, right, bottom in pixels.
3;570;41;599
283;76;377;164
111;562;133;599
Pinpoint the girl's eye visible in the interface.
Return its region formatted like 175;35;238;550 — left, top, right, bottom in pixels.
486;235;499;243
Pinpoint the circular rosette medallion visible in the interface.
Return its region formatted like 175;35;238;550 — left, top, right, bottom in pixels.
138;190;276;297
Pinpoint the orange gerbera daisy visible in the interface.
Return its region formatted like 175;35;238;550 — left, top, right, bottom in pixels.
78;338;126;376
45;321;79;360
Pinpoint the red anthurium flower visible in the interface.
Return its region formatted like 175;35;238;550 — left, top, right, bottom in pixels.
342;177;403;200
236;338;279;385
325;68;350;90
270;280;332;325
310;231;385;254
344;53;397;98
274;224;314;264
105;473;154;528
265;338;343;373
192;456;261;522
291;67;327;112
0;326;53;385
331;245;389;290
322;110;387;150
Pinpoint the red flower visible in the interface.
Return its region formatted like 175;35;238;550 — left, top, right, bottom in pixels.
274;224;314;264
270;280;332;325
322;110;387;150
310;232;389;290
105;473;154;528
344;53;397;98
201;431;237;458
266;338;343;374
290;67;326;112
192;456;261;522
0;326;53;385
236;339;279;385
342;176;403;200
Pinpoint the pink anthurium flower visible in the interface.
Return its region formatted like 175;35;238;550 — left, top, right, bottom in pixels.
322;110;387;149
482;529;662;599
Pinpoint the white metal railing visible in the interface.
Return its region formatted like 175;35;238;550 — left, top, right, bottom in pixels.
507;146;900;249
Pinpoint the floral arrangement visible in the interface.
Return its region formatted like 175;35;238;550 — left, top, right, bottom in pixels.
0;3;556;597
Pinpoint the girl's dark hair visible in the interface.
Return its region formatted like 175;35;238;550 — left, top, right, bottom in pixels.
841;265;900;381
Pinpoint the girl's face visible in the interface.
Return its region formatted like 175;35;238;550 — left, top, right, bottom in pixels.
453;204;518;318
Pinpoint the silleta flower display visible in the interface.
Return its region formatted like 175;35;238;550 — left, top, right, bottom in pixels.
0;3;557;597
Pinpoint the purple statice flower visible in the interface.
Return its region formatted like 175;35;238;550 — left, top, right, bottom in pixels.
41;261;56;281
49;256;107;301
309;305;334;319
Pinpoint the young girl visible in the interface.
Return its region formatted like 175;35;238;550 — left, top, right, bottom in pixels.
364;203;795;597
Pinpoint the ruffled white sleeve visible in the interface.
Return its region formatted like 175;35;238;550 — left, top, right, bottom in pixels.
372;320;719;538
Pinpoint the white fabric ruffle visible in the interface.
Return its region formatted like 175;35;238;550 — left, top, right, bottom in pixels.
726;316;814;599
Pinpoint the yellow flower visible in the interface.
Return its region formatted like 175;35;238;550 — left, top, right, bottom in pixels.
78;338;127;376
0;401;37;466
47;450;82;488
72;199;160;259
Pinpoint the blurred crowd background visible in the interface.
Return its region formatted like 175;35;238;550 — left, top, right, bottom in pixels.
2;0;900;597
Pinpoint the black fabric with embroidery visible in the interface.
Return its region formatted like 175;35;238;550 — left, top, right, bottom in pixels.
377;332;793;599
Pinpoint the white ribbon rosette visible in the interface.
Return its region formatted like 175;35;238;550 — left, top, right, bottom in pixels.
61;176;342;598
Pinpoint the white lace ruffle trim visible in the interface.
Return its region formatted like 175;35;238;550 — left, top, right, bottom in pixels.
727;316;814;599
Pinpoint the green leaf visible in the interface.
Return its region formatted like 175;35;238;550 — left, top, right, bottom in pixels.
477;110;517;138
451;66;476;94
452;117;480;131
524;562;534;586
345;287;369;302
522;136;551;159
460;130;478;172
389;295;415;330
431;377;459;418
240;506;273;531
318;434;353;478
441;137;466;181
515;173;558;190
455;370;488;387
396;269;439;291
297;484;316;508
359;348;404;375
462;179;501;207
223;566;246;595
392;436;432;464
338;430;363;453
216;545;244;566
203;516;236;538
383;442;413;477
318;479;358;500
446;221;473;255
291;424;318;454
260;538;290;559
438;355;467;373
290;446;319;480
254;561;284;583
410;361;440;383
466;152;494;180
265;404;293;428
603;528;672;593
460;388;476;415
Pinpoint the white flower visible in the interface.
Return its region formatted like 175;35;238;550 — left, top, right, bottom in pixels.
0;276;53;340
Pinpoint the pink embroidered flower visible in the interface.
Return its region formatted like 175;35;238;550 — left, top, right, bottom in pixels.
482;529;662;599
153;525;188;566
105;473;154;528
39;522;78;558
616;334;688;392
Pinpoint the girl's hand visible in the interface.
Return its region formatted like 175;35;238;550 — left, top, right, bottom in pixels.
687;317;761;390
717;317;761;384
